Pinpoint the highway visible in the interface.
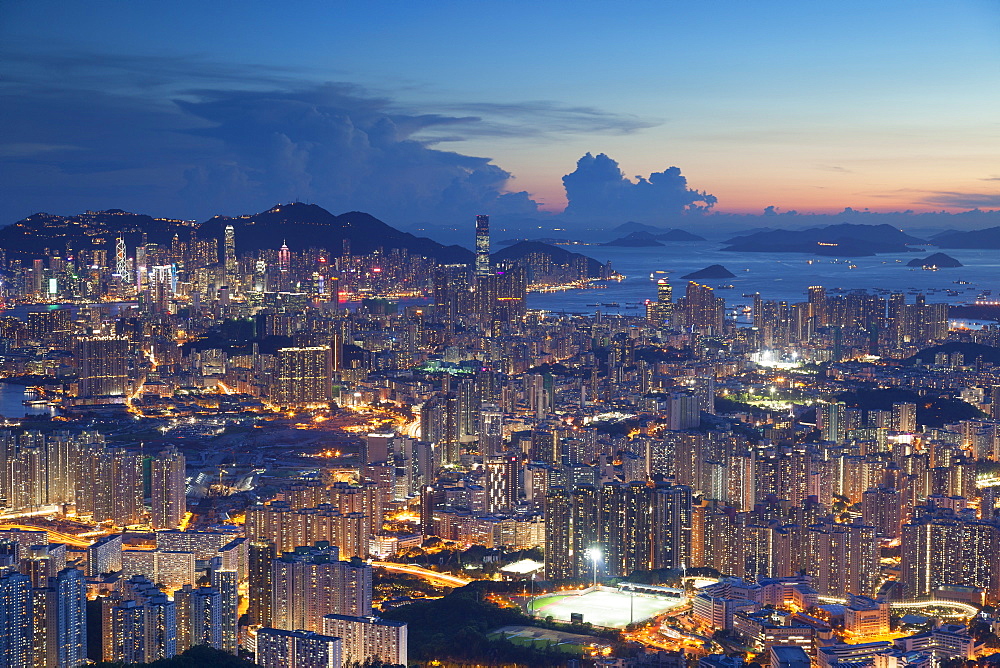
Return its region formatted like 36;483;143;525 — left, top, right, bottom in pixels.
370;560;472;587
0;523;94;548
818;596;979;617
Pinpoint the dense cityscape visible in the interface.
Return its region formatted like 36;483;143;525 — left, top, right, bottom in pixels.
0;205;999;668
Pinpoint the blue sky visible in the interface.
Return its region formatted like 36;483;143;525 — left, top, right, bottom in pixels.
2;0;999;226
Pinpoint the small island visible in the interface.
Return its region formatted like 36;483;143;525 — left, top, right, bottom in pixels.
906;252;962;268
682;264;737;279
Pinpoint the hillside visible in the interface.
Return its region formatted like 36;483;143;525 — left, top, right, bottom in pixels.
932;226;1000;249
0;209;194;262
492;240;604;277
0;204;474;265
722;223;926;255
196;203;473;263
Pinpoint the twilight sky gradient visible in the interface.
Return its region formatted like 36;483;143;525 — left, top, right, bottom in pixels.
2;0;1000;226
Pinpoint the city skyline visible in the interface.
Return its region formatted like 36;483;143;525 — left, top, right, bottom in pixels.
4;3;1000;667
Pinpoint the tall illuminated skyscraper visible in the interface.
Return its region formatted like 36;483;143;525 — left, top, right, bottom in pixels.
647;277;673;325
115;236;130;283
223;225;237;286
808;285;828;327
279;241;291;273
475;215;490;276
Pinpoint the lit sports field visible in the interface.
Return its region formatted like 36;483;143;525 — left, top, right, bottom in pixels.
528;588;685;628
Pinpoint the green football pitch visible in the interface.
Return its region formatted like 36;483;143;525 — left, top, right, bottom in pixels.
528;588;685;628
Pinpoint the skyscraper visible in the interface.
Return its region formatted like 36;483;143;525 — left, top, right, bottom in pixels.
211;569;239;654
150;447;186;530
279;241;291;273
174;584;222;651
75;336;131;398
485;453;520;513
115;236;130;283
101;575;177;663
274;346;334;407
248;539;276;627
0;571;32;668
54;568;88;667
223;224;237;290
647;278;673;325
475;214;490;276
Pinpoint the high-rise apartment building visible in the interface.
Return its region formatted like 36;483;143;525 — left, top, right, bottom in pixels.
150;447;186;530
273;346;333;407
256;628;341;668
901;510;1000;603
485;453;520;513
248;539;276;627
813;520;879;598
322;614;408;667
0;571;32;668
74;336;131;397
271;543;372;632
174;584;222;652
101;575;177;663
545;481;692;580
86;534;123;576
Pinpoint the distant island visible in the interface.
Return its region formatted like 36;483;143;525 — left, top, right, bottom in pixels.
682;264;736;279
656;228;705;241
604;221;706;243
722;223;926;256
932;226;1000;249
906;252;962;268
602;231;664;247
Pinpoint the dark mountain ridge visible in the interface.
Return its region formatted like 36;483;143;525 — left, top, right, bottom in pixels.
0;203;474;264
932;226;1000;249
197;203;473;263
0;209;194;261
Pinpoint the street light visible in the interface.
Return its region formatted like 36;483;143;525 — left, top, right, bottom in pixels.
585;546;601;588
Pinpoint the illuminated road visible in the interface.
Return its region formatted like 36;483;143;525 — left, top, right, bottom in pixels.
370;561;471;587
819;596;978;616
402;414;421;439
0;523;95;548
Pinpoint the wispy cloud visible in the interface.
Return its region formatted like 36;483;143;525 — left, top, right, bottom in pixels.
919;191;1000;209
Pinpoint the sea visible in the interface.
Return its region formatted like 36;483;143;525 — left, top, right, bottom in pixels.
525;243;1000;322
0;383;56;420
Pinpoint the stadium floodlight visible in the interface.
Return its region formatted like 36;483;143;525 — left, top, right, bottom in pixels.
585;546;601;587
